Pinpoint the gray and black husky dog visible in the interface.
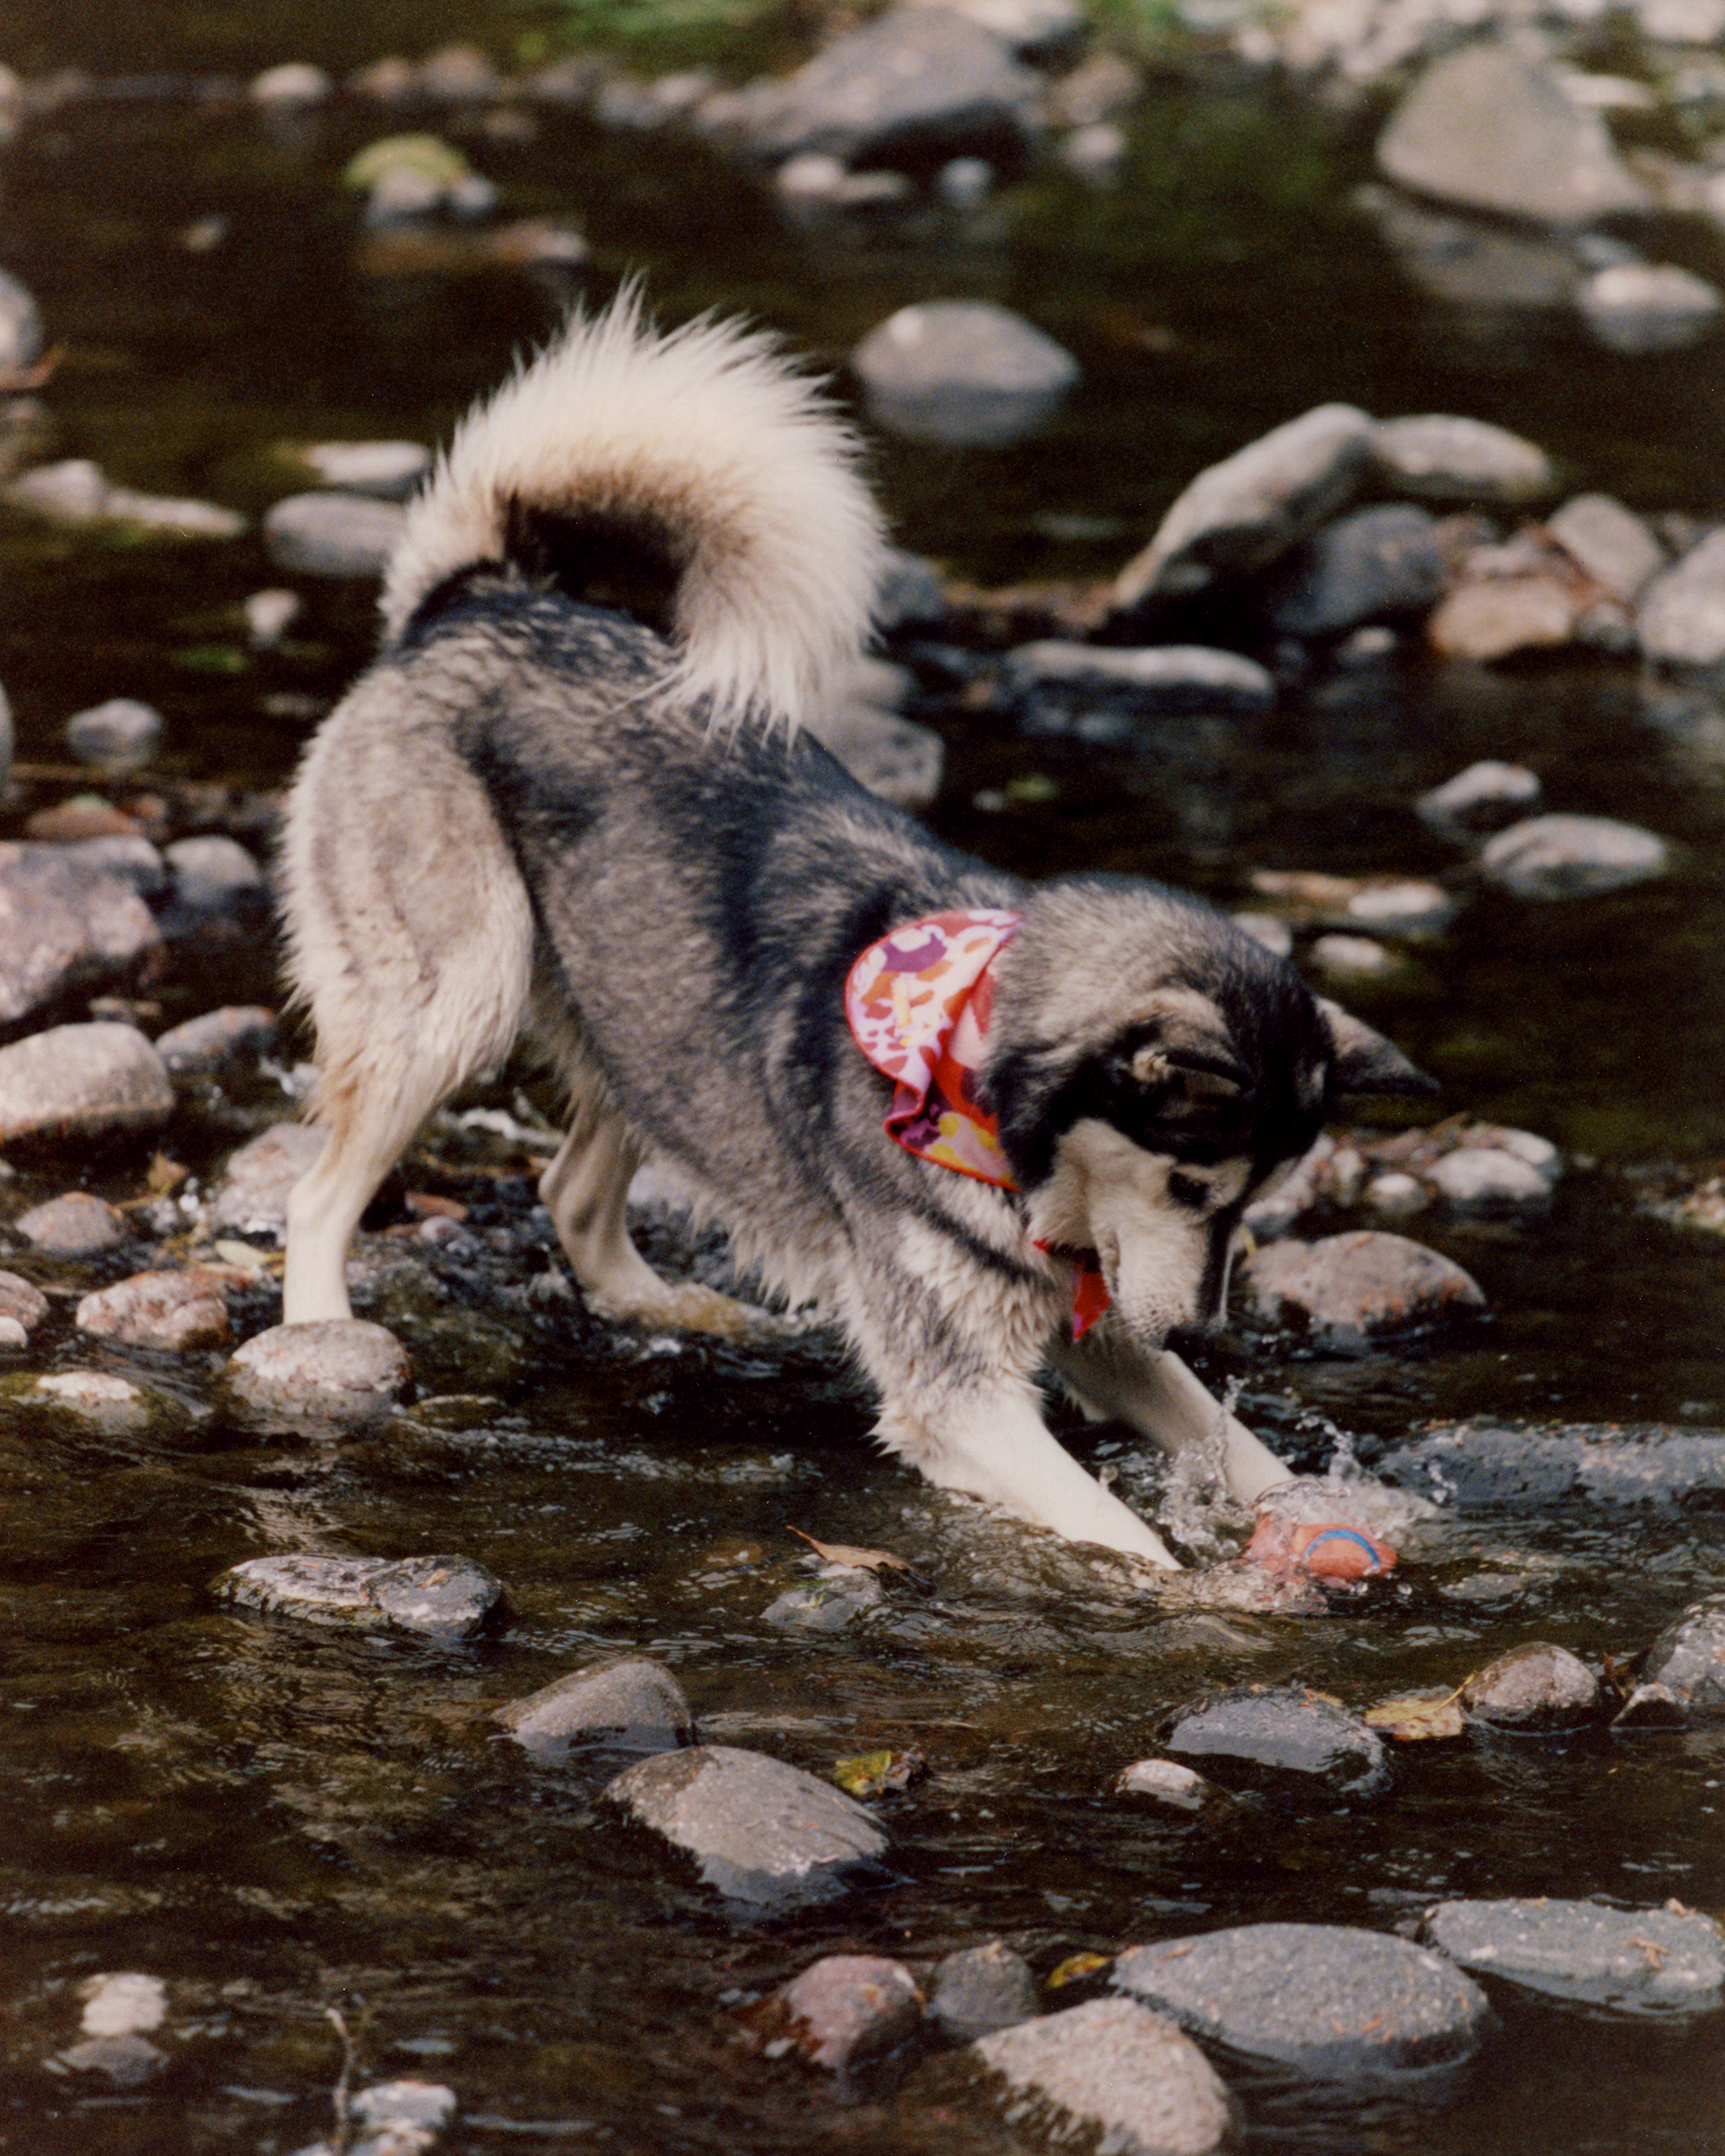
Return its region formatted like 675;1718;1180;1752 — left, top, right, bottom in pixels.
280;292;1433;1570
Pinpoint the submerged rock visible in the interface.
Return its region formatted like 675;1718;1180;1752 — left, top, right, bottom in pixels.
1114;1757;1228;1812
227;1320;410;1423
1003;641;1274;735
605;1743;887;1910
1237;1230;1485;1348
30;1369;154;1431
216;1551;504;1638
1161;1687;1389;1797
1476;814;1670;899
1460;1642;1601;1732
851;301;1078;448
1114;403;1374;608
1375;46;1648;227
495;1656;695;1759
0;1022;174;1147
928;1940;1039;2041
974;1998;1236;2156
770;1954;922;2072
1378;1421;1725;1513
1113;1924;1490;2085
1423;1898;1725;2015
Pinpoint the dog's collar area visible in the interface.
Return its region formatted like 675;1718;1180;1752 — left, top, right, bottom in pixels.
844;908;1108;1337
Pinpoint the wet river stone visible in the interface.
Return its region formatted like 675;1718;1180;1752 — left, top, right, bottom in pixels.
1161;1687;1389;1796
772;1954;922;2072
216;1552;504;1638
1637;527;1725;666
1237;1230;1485;1349
1460;1642;1601;1732
494;1655;695;1759
263;490;407;577
1476;814;1670;899
1114;402;1374;608
929;1940;1040;2041
1377;1421;1725;1513
974;1997;1236;2156
30;1370;155;1431
153;1004;276;1077
1268;504;1449;638
730;6;1044;169
1546;494;1665;606
65;697;163;773
605;1743;887;1910
1632;1596;1725;1720
0;846;163;1030
77;1268;230;1351
210;1121;325;1236
1113;1924;1490;2084
1578;261;1723;355
227;1320;410;1423
0;1270;48;1343
850;301;1079;449
1002;641;1274;735
1415;760;1542;839
14;1190;129;1254
1422;1897;1725;2015
0;1022;174;1146
1370;413;1554;507
1425;1147;1555;1209
1114;1758;1226;1812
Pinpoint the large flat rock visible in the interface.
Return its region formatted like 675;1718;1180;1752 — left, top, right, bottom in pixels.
1423;1898;1725;2015
974;1998;1236;2156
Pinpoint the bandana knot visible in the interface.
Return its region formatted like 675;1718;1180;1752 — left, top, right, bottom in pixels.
844;909;1109;1337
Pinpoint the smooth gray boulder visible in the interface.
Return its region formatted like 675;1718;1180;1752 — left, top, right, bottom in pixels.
163;835;267;920
851;301;1078;448
0;845;163;1029
974;1998;1236;2156
928;1940;1039;2040
1425;1148;1554;1209
1638;528;1725;665
1238;1230;1486;1349
1476;814;1670;899
1372;414;1554;506
605;1743;886;1910
216;1551;503;1639
1161;1687;1389;1796
264;491;407;577
1114;1924;1490;2084
1376;46;1648;226
1423;1898;1725;2014
0;1022;174;1146
1268;504;1449;638
1004;642;1274;736
1578;262;1722;355
1114;403;1375;607
494;1656;695;1759
735;7;1044;170
227;1320;410;1424
65;698;163;773
297;440;430;499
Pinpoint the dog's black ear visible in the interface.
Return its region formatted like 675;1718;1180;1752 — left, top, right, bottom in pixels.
1317;998;1439;1098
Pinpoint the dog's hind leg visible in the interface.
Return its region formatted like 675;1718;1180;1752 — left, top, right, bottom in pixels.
536;1070;776;1339
1050;1329;1293;1507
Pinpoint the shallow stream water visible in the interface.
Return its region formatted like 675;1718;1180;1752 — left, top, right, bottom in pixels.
1;7;1724;2153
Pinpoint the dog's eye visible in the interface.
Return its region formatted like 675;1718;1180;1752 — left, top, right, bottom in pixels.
1168;1170;1210;1209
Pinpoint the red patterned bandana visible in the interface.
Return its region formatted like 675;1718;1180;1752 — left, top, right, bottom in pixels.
844;909;1109;1337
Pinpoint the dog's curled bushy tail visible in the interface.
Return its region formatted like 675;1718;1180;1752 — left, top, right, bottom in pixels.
380;288;889;730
